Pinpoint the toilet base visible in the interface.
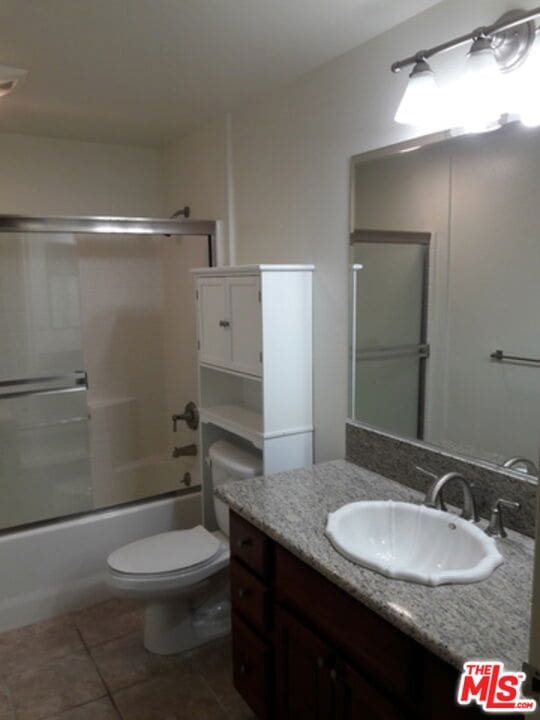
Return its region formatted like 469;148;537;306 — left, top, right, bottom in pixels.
143;581;231;655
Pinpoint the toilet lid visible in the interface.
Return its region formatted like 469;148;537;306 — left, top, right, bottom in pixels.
107;526;221;575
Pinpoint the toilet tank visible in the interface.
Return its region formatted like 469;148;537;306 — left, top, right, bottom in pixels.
209;440;262;536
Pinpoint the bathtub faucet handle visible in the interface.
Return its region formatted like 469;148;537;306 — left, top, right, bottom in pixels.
172;401;199;431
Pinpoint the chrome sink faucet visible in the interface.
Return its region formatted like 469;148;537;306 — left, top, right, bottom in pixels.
416;467;480;522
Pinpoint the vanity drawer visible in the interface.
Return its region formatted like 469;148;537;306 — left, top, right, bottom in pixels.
232;612;273;720
275;545;421;703
231;557;272;635
230;511;272;580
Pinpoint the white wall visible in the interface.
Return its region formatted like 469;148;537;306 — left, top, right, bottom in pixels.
165;0;539;463
0;133;164;216
164;116;230;253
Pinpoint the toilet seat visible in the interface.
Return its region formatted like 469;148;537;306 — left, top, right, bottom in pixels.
106;527;230;597
107;525;222;575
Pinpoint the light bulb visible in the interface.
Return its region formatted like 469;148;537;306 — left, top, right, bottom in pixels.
505;34;540;128
454;37;504;134
394;59;445;131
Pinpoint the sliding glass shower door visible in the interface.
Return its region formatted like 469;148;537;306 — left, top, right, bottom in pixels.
0;214;216;532
0;233;91;529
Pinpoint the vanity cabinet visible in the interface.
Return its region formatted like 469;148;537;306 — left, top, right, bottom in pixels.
229;511;520;720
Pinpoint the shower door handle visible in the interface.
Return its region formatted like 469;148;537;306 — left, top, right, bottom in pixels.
0;371;88;400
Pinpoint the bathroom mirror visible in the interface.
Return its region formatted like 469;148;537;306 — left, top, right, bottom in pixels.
349;121;540;479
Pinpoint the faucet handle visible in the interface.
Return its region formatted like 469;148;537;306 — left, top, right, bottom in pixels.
486;498;521;538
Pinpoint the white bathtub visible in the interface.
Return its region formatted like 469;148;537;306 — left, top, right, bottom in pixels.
0;490;201;632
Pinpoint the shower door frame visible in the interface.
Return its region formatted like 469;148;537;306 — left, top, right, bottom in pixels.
0;214;219;265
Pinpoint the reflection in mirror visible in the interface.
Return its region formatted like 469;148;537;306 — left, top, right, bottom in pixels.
351;232;429;439
350;123;540;479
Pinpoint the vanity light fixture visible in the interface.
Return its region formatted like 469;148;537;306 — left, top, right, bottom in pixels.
394;58;443;131
392;7;540;134
0;65;27;97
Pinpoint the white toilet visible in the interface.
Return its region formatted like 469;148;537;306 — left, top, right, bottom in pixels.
106;440;262;655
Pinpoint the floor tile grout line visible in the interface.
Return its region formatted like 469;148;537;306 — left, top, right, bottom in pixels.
39;693;110;720
75;627;123;719
0;616;85;685
84;638;194;698
73;622;142;652
197;672;231;718
0;603;243;720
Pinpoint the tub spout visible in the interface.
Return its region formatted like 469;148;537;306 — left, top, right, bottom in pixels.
172;444;198;458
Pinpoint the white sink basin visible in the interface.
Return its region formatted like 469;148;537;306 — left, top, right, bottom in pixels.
326;501;503;587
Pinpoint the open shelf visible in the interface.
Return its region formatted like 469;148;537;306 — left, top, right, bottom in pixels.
200;404;263;449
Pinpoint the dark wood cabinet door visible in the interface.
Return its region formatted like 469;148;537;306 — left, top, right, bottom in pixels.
232;613;273;720
276;606;336;720
336;660;409;720
230;511;273;580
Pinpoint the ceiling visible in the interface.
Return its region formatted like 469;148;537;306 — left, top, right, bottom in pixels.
0;0;441;147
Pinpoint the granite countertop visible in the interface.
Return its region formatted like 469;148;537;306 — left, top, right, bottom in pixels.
215;459;533;672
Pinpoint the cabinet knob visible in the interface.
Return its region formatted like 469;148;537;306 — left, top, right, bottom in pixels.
330;669;338;682
239;663;247;675
317;657;325;669
238;588;249;599
219;320;231;328
237;538;252;549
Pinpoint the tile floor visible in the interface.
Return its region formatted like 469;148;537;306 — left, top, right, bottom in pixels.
0;599;254;720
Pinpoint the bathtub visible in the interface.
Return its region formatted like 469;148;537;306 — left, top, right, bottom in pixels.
0;490;201;632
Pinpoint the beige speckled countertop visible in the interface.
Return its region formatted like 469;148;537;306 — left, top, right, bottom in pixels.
215;459;533;671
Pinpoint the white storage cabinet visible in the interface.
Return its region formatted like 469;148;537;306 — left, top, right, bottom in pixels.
192;264;314;528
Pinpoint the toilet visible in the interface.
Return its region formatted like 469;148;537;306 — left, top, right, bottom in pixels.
106;440;262;655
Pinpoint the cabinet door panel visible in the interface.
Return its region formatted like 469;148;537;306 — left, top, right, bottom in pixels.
232;613;273;720
276;606;335;720
231;558;272;636
228;276;262;376
230;510;273;580
337;661;408;720
197;277;230;367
